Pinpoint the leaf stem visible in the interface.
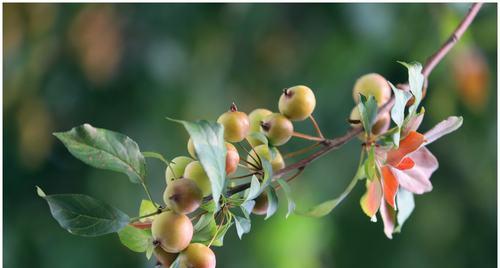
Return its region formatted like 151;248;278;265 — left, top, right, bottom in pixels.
141;182;158;209
309;115;325;139
292;131;324;142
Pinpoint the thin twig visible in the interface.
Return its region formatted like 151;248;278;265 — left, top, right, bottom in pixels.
283;142;321;159
292;131;324;142
229;172;260;180
309;115;325;139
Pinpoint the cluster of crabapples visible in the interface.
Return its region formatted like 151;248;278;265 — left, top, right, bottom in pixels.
150;85;316;267
349;73;392;135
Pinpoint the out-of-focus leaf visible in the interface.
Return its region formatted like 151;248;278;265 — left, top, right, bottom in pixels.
277;179;295;218
241;200;256;218
364;145;376;180
118;225;152;253
53;124;146;183
192;215;217;243
142;151;170;166
168;119;226;209
244;175;261;201
139;200;158;222
210;218;234;247
260;158;273;190
37;186;130;237
389;82;413;146
247;132;268;145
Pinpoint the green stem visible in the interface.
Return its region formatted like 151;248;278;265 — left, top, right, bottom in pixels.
141;182;158;209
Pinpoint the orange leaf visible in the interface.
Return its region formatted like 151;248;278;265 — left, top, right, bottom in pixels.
395;157;415;170
381;166;399;209
360;178;382;218
386;131;425;166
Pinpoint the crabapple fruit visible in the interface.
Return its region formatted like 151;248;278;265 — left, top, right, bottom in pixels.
217;104;250;143
260;113;293;146
152;211;193;253
352;73;391;106
279;85;316;121
183;161;211;196
163;178;203;214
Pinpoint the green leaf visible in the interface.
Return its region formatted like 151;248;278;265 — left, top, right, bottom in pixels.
53;124;146;183
142;151;170;166
357;95;378;134
241;200;256;218
265;187;279;220
398;61;424;118
394;188;415;233
364;145;376;180
233;216;251;239
118;225;152;253
389;82;413;147
277;179;295;218
37;186;130;236
295;163;365;218
260;158;274;190
244;175;261;201
168;119;226;209
201;200;217;213
192;214;217;243
247;132;268;145
210;220;233;247
139;200;158;222
145;243;154;260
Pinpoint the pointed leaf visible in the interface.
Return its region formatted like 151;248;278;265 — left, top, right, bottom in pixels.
357;95;378;133
53;124;146;183
244;175;261;201
360;179;382;219
395;188;415;233
424;116;463;145
265;187;279;220
37;186;130;236
389;82;413;146
277;179;295;218
234;216;251;239
168;119;226;209
139;200;158;222
398;61;424;117
118;225;152;253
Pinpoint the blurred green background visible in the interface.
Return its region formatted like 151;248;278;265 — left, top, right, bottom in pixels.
4;3;497;268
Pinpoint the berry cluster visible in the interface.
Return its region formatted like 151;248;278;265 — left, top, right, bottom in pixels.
154;85;316;267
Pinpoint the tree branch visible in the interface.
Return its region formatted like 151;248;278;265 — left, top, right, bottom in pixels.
225;3;482;197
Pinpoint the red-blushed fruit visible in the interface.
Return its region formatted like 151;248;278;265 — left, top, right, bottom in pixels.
352;73;391;106
183;161;211;196
154;246;178;267
217;104;250;143
187;138;197;159
225;142;239;176
349;107;390;135
246;144;285;172
252;193;269;215
152;211;193;253
247;108;273;146
179;243;216;268
166;156;194;182
163;178;203;214
260;113;293;146
279;85;316;121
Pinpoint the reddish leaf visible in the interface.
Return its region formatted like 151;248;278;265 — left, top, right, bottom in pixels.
386;131;425;166
395;157;415;170
381;166;399;208
360;179;382;218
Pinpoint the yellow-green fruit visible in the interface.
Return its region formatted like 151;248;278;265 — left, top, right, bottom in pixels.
225;143;239;176
164;178;203;214
246;144;285;172
217;108;250;143
187;138;197;159
279;85;316;121
247;108;273;146
183;161;211;196
179;243;216;268
261;113;293;146
349;107;390;135
252;193;269;215
166;156;194;182
154;247;178;267
152;211;193;253
352;73;391;106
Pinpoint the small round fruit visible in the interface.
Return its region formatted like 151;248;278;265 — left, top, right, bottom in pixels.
246;144;285;172
349;107;390;135
225;142;239;176
154;247;178;267
247;108;273;146
279;85;316;121
183;161;211;196
217;104;250;142
179;243;216;268
260;113;293;146
166;156;194;182
252;193;269;215
352;73;391;106
163;178;203;214
152;211;193;253
187;138;197;159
